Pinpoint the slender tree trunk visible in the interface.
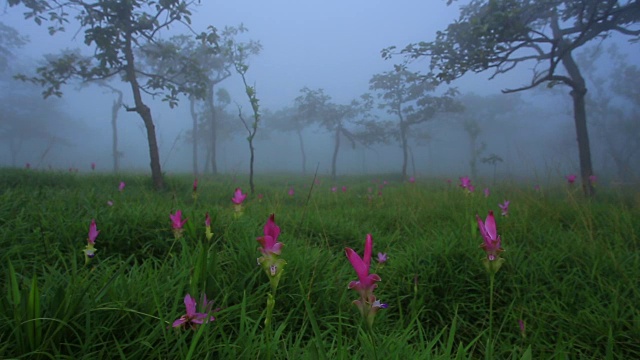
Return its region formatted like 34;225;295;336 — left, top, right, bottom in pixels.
123;33;164;190
331;127;341;180
400;122;409;180
189;95;198;177
296;128;306;174
206;84;218;175
470;135;478;179
562;52;595;196
249;137;255;194
111;91;122;173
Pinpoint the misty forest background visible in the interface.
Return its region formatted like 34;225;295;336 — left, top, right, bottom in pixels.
0;1;639;188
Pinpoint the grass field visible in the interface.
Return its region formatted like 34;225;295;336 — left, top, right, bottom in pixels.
1;169;638;359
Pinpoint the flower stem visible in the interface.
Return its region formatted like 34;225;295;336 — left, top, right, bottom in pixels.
488;272;495;358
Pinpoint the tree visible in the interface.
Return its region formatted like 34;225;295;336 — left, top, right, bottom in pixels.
0;22;27;72
296;87;373;180
263;106;313;174
369;65;461;180
9;0;205;190
139;26;260;175
385;0;640;196
456;92;522;178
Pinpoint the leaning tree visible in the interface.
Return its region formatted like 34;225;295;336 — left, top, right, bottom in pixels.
384;0;640;196
9;0;207;190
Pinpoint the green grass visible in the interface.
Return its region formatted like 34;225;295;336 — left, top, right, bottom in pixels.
1;168;639;359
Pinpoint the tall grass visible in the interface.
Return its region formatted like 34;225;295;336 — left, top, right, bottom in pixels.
0;168;638;359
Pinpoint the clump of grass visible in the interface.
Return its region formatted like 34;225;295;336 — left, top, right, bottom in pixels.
0;169;638;358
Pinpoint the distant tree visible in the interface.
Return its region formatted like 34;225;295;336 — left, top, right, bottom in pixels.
139;26;261;175
385;0;640;196
296;87;373;180
456;92;522;178
0;22;27;73
9;0;206;190
1;81;74;167
369;65;461;180
581;45;640;181
263;106;313;174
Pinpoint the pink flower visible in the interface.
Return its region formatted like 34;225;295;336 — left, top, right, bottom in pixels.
476;211;504;262
107;200;114;206
84;219;99;259
88;219;100;244
589;175;597;185
342;186;347;192
331;186;337;192
232;188;247;205
518;319;526;338
288;187;295;196
170;210;188;231
118;181;126;192
257;193;264;201
91;162;96;171
498;200;510;217
459;176;472;189
566;174;577;184
484;188;490;197
172;294;216;330
377;252;387;264
205;212;211;227
257;214;283;256
345;234;381;295
193;178;198;192
408;176;415;183
468;185;475;193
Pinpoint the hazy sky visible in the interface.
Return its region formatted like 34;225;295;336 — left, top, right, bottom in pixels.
1;0;514;108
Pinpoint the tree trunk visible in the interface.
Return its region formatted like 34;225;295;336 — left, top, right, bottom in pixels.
189;95;198;177
206;84;218;175
111;91;122;173
123;33;164;190
296;128;306;174
400;122;409;180
562;52;595;196
331;127;341;180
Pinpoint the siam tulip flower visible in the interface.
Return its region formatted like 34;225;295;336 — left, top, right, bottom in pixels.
383;180;388;185
589;174;597;186
459;176;472;189
342;186;347;192
257;193;264;202
118;181;126;192
257;214;286;292
288;187;295;196
83;219;99;262
499;200;510;217
566;174;577;184
408;176;415;183
232;188;247;216
91;162;96;171
468;185;475;193
205;212;213;241
484;188;490;198
331;186;337;193
345;234;386;328
377;252;387;264
170;210;188;239
107;200;114;206
518;319;526;339
476;211;505;274
172;294;216;330
232;188;247;204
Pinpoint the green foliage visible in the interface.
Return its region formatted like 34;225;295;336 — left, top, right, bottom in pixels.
1;169;639;358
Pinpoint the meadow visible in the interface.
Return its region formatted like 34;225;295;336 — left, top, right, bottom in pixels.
0;169;638;359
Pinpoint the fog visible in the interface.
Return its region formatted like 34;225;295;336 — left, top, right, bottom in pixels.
1;1;638;183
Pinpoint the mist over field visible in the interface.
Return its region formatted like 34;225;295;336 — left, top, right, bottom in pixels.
1;0;638;185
